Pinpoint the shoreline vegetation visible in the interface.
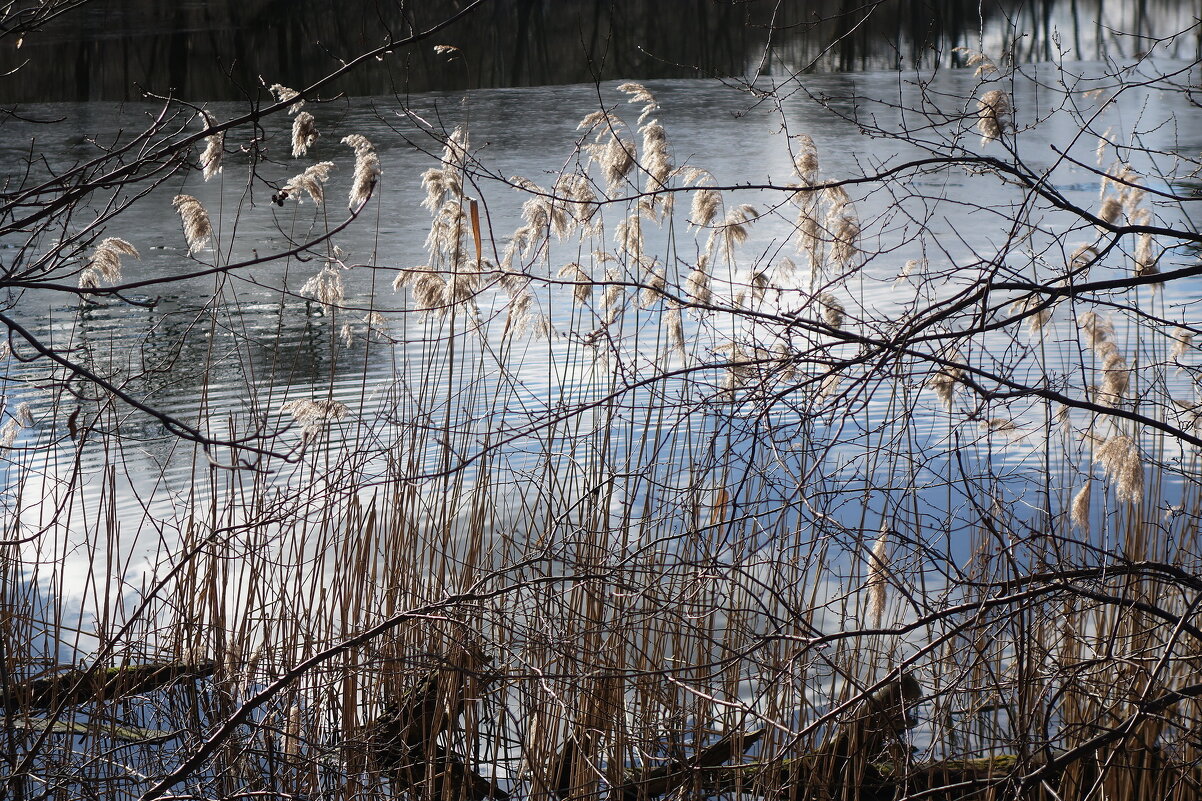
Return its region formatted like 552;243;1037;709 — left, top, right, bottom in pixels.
2;2;1202;799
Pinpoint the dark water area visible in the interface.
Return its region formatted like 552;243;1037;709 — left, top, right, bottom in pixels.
1;0;1196;103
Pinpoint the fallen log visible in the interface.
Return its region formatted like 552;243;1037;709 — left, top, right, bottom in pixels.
3;662;216;712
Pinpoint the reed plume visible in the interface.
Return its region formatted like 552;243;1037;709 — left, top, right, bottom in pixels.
685;258;711;305
1098;350;1129;406
816;370;840;399
709;204;756;262
342;134;381;210
0;401;32;446
172;195;213;253
666;306;686;362
1097;196;1122;225
280;162;334;205
617;81;658;124
292;112;319;158
829;214;860;269
412;273;449;314
200;113;223;181
80;236;139;287
280;398;348;440
270;83;304;113
928;362;962;411
615;212;644;258
977;89;1012;146
866;530;889;626
1094;434;1144;503
1069;244;1099;272
600;268;623;323
792;134;819;184
599;135;635;192
1170;327;1193;360
818;293;844;329
1134;232;1158;278
1077;311;1114;351
749;270;768;305
554;173;598;228
0;418;19;447
689;188;721;230
639;266;666;308
954;46;998;76
1071;480;1091;533
299;267;345;312
1010;295;1051;334
557;262;592;306
361;311;389;339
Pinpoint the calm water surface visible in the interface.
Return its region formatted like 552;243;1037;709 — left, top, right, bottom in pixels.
3;65;1200;650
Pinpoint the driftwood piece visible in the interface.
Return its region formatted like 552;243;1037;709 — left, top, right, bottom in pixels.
616;728;766;801
3;662;216;712
698;753;1025;801
366;646;506;800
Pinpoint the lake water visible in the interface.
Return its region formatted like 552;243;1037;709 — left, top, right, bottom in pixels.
2;57;1201;663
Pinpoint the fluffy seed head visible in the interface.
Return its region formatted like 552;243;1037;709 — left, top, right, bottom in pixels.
1097;196;1122;225
639;266;666;308
793;134;819;184
617;81;658;124
342;134;381;210
690;188;721;230
299;267;345;312
977;89;1012;146
1094;434;1143;504
1170;327;1194;360
1134;233;1159;278
87;237;139;285
172;195;212;253
412;273;449;313
928;364;962;411
269;83;304;114
1071;480;1091;533
866;529;889;626
0;419;19;447
686;259;711;305
280;161;334;205
558;262;592;306
200;114;223;181
818;293;845;329
829;214;860;268
291;112;319;158
281;398;348;440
